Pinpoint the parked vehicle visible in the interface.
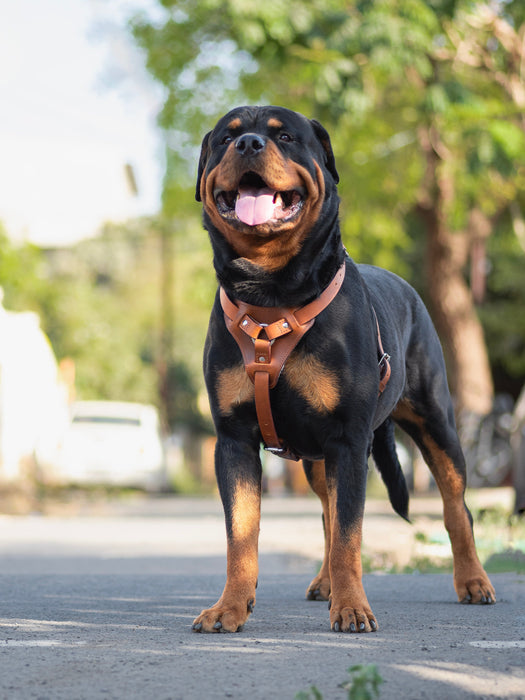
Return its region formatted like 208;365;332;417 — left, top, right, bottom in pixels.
48;401;167;491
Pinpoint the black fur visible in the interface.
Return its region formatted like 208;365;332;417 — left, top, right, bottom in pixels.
192;106;495;634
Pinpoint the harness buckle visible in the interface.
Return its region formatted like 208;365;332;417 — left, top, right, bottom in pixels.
379;352;391;367
264;446;286;455
264;445;301;462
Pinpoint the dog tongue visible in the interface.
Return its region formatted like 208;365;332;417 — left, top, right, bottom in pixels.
235;187;277;226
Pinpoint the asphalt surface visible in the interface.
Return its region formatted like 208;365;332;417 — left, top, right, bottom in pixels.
0;494;524;700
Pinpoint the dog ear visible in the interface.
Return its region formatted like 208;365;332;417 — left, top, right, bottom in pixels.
310;119;339;184
195;131;212;202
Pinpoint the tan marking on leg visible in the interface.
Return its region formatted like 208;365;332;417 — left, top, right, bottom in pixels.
421;439;496;603
216;365;254;415
284;351;340;413
230;480;261;543
306;460;331;600
193;480;260;632
393;399;496;603
328;498;377;632
391;397;417;423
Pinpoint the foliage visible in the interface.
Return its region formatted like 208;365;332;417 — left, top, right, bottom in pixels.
295;686;323;700
296;664;383;700
479;224;525;382
0;224;48;313
343;665;384;700
0;215;215;432
3;1;525;433
131;0;525;398
40;220;163;406
0;216;213;432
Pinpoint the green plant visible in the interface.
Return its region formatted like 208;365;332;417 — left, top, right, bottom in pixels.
295;686;323;700
342;665;383;700
296;664;383;700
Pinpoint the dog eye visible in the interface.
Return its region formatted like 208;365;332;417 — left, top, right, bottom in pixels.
279;133;293;142
221;135;233;145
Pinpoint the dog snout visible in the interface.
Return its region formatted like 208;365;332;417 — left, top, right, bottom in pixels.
235;133;266;157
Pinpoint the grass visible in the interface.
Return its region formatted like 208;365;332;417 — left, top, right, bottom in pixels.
473;506;525;574
359;494;525;575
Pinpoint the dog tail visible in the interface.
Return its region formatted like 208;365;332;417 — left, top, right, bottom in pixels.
372;418;410;522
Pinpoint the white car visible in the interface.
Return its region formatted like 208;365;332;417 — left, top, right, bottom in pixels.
51;401;167;491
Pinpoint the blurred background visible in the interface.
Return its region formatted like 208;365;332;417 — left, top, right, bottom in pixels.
1;0;525;513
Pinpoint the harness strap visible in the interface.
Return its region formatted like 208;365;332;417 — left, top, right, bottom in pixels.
220;261;391;460
220;262;346;390
373;308;392;395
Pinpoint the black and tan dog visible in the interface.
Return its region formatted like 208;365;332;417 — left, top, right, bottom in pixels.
192;105;495;634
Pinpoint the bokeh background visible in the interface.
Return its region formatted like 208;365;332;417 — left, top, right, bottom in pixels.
1;0;525;505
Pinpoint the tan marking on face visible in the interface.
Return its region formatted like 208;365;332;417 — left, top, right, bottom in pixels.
284;350;340;413
200;138;326;271
267;118;283;129
228;117;242;129
216;365;254;415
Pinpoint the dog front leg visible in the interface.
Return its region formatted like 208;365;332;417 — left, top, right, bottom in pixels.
193;439;261;633
325;444;378;633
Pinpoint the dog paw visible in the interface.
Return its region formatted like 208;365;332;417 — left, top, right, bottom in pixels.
192;597;255;633
329;598;378;633
457;575;496;605
306;574;331;601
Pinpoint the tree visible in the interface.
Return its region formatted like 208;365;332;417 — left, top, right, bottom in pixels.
131;0;525;416
40;218;213;432
0;223;47;313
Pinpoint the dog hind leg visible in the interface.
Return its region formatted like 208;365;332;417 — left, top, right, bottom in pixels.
304;459;331;601
393;398;496;604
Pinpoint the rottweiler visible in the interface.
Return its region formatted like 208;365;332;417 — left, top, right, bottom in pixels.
192;105;496;633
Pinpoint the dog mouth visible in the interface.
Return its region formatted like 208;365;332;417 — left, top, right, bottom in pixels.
214;172;304;228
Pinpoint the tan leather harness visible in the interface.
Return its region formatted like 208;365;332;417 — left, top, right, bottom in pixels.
220;261;391;460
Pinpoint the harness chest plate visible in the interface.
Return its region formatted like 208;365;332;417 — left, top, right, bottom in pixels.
219;261;390;460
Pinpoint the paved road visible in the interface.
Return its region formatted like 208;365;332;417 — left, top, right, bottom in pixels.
0;495;524;699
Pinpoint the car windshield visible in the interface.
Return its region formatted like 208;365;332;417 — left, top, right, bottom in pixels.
72;416;141;427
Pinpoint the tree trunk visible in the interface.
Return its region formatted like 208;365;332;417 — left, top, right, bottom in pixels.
416;126;494;418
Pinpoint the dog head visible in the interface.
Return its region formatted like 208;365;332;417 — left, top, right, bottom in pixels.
196;106;339;272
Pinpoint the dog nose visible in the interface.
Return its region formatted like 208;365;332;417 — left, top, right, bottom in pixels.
235;133;266;157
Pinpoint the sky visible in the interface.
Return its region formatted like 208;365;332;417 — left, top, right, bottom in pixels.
0;0;165;247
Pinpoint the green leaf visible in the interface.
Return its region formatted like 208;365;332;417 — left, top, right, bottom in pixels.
488;121;525;161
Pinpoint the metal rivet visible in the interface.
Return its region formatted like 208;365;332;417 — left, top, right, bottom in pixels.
258;356;266;363
282;322;289;328
242;319;248;327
